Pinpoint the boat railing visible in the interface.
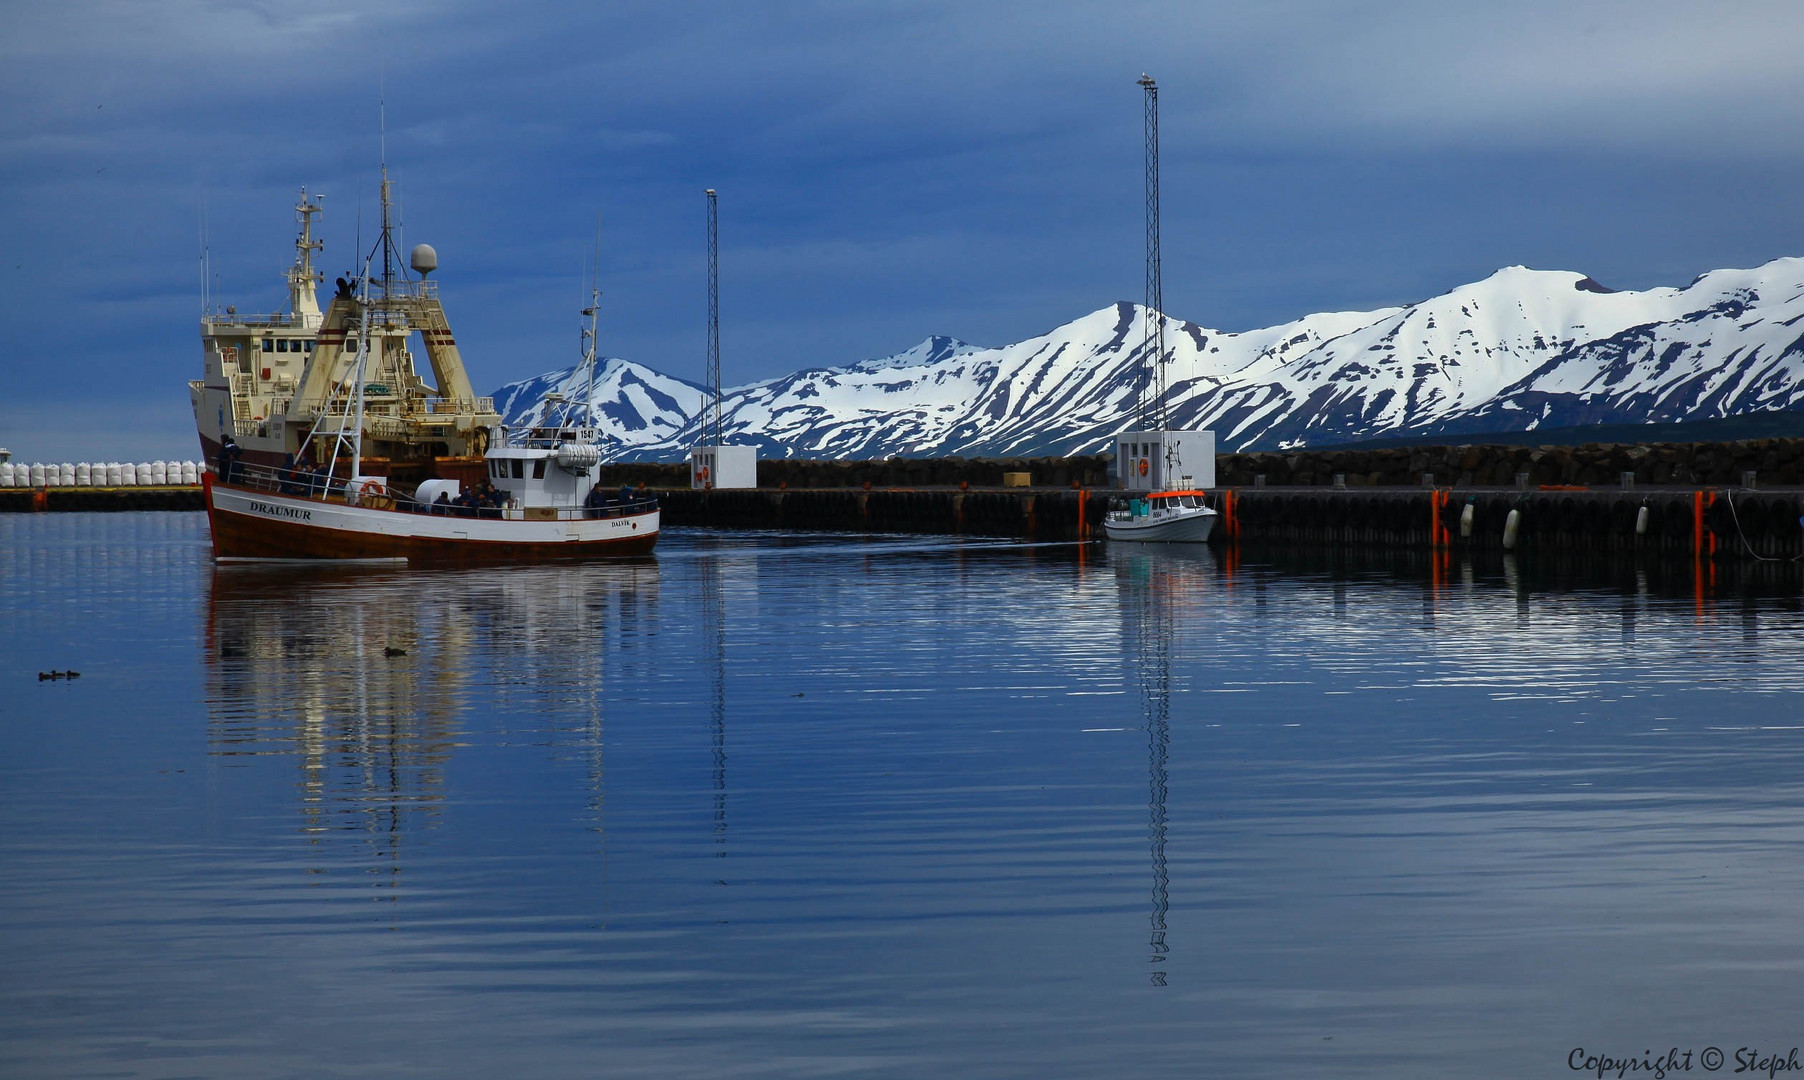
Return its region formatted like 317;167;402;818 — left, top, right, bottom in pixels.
216;460;355;502
410;497;660;521
204;311;307;329
420;395;495;416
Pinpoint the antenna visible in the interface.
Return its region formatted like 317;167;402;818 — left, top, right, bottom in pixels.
582;212;603;433
378;89;395;295
705;188;721;450
1138;73;1166;432
199;196;208;317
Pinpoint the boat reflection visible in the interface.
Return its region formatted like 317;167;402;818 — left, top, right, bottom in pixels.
202;559;660;880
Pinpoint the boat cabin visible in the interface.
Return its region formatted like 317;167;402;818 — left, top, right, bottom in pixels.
1108;490;1212;520
483;426;602;509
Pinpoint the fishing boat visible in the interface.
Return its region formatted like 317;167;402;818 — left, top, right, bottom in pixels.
200;177;656;564
201;429;658;563
1103;490;1218;543
190;176;500;489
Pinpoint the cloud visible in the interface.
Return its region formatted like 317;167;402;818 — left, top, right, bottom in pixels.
5;0;1804;459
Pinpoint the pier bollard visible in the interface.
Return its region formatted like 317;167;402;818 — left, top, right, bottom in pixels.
1743;470;1758;490
1420;473;1435;488
1332;473;1346;490
1514;471;1530;491
1253;474;1266;488
1619;471;1635;489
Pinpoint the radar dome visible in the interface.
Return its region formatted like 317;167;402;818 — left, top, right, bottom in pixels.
410;244;438;277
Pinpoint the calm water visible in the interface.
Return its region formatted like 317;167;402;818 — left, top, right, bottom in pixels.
6;513;1804;1078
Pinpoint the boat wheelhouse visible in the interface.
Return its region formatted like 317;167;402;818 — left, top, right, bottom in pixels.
1103;489;1219;543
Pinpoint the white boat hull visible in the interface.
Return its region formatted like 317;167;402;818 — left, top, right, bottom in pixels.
1103;507;1218;543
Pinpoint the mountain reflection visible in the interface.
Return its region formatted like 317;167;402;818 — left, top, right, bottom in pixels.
202;560;661;875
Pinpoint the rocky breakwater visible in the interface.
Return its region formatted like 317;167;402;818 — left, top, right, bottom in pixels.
597;455;1112;490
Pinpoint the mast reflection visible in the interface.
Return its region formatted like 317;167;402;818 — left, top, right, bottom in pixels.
699;547;728;865
203;559;659;885
1115;545;1213;987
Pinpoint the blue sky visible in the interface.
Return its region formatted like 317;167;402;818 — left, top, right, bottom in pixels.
5;0;1804;460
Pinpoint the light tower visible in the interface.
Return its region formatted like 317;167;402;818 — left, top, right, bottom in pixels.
706;188;721;449
1139;73;1166;431
1114;74;1216;494
690;188;757;489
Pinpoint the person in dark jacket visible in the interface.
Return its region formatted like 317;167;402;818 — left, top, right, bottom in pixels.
217;435;243;484
278;453;301;494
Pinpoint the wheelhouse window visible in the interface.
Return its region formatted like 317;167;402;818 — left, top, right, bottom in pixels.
260;339;273;352
511;460;524;479
532;460;546;479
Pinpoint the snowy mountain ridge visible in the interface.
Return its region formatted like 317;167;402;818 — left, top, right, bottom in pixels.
491;258;1804;459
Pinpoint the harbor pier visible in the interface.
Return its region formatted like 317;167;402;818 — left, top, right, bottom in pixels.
5;439;1803;563
650;482;1803;561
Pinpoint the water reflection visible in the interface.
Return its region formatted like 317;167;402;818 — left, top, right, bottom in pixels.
1113;545;1218;987
699;543;729;866
202;560;660;876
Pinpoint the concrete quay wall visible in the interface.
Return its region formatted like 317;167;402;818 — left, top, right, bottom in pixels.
656;486;1103;539
657;484;1802;561
1218;438;1804;488
0;486;204;513
600;437;1804;491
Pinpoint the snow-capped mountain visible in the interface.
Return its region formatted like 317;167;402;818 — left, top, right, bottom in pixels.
490;258;1804;458
491;357;708;456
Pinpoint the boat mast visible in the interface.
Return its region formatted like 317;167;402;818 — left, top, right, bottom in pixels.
581;215;602;437
288;188;325;329
349;268;373;478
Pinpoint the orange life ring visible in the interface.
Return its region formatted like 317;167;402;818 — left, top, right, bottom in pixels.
359;480;392;509
1137;459;1149;477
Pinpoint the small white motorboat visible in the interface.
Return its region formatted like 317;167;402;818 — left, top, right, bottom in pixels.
1103;489;1218;543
